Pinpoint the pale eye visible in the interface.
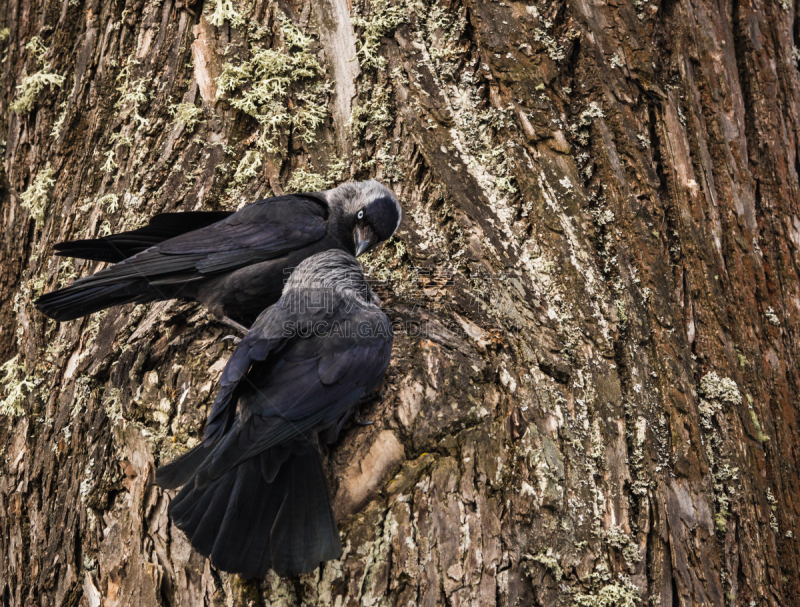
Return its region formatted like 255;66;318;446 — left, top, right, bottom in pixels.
358;210;364;219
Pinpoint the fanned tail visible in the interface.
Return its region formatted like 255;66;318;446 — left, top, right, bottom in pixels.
159;441;341;578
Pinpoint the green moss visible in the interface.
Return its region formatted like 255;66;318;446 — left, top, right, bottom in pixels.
20;165;55;225
0;28;9;42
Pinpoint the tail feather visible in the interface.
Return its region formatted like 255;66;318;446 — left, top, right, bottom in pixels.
34;282;147;322
209;459;284;577
34;248;204;322
270;447;342;577
156;441;218;489
157;441;341;578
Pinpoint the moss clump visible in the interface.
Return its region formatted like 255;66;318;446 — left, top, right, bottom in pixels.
0;355;39;417
286;169;331;193
11;37;65;114
574;582;639;607
699;372;741;405
207;0;245;27
216;13;328;156
233;150;262;184
351;0;406;70
50;101;67;138
98;194;120;213
20;165;55;225
286;158;347;193
101;150;118;174
749;409;769;443
765;307;781;326
526;553;563;582
604;527;641;567
351;82;393;139
169;103;205;132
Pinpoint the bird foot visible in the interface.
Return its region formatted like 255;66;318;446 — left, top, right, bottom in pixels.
217;316;250;335
354;417;375;427
222;334;242;345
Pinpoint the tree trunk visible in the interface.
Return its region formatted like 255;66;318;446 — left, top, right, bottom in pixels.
2;0;800;604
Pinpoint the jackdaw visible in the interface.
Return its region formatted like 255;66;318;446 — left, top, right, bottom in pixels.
155;249;393;577
35;180;401;326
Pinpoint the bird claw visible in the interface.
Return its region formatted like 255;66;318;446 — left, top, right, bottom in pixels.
354;417;374;427
217;316;250;335
222;334;242;345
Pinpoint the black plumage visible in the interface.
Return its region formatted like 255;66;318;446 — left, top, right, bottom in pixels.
156;250;393;578
35;180;401;326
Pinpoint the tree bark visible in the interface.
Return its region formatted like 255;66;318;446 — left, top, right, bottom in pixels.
2;0;800;605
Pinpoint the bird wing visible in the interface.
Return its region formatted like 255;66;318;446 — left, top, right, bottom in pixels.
53;211;234;262
198;305;393;483
55;195;330;288
158;195;328;258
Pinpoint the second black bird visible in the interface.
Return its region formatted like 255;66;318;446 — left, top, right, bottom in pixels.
155;250;394;577
35;180;401;326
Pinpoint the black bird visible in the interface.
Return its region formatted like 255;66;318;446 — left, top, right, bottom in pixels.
35;180;401;326
155;250;393;577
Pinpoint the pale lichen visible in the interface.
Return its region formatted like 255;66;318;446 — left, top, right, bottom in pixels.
20;165;56;225
699;372;741;405
525;552;563;582
286;157;348;193
207;0;245;28
11;37;65;114
286;169;331;193
101;150;118;174
98;194;120;213
0;355;39;417
216;14;328;156
765;307;781;326
574;582;639;607
169;102;205;132
233;150;262;184
50;100;68;139
351;0;407;70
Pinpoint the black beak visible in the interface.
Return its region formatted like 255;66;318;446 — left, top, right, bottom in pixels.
354;226;374;256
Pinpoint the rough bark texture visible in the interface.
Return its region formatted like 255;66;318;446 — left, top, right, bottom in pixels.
2;0;800;605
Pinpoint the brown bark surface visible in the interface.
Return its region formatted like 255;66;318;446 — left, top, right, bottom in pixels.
2;0;800;605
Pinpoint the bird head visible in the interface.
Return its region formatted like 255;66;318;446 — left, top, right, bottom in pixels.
326;180;402;256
